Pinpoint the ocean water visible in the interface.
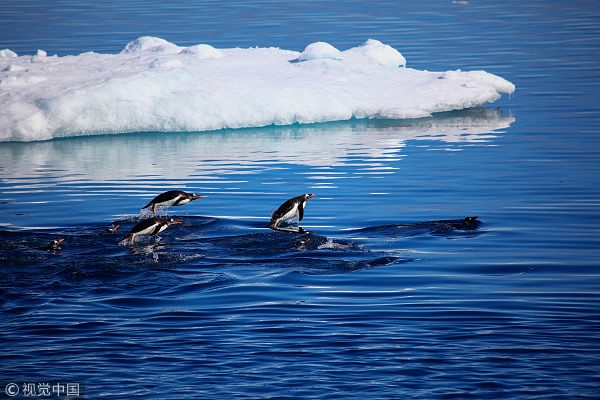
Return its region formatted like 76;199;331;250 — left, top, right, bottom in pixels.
1;1;600;399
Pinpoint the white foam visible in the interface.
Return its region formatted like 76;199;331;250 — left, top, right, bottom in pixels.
0;37;515;142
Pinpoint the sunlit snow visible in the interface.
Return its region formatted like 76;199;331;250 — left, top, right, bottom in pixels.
0;37;515;142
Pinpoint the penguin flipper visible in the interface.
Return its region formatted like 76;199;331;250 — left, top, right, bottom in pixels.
150;225;163;236
298;205;304;222
120;234;135;246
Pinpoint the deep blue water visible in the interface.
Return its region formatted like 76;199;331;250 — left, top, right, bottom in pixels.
1;1;600;399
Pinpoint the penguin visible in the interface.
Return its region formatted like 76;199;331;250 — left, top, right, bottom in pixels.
294;237;311;249
268;193;315;230
142;190;204;214
105;224;120;233
434;216;480;230
453;216;480;230
122;217;182;245
39;238;64;251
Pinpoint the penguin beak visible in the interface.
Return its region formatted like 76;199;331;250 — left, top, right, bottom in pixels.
56;238;65;244
192;194;204;200
172;219;182;224
307;193;316;199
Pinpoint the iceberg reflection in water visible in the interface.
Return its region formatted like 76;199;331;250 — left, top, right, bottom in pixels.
0;107;513;183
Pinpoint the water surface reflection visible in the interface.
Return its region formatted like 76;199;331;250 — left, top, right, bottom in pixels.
0;108;514;182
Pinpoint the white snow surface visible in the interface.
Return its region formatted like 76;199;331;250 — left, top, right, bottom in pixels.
0;37;515;142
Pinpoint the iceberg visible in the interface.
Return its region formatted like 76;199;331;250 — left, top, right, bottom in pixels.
0;37;515;142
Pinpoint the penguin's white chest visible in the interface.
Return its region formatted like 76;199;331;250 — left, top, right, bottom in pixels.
281;201;303;221
155;224;169;235
158;195;185;207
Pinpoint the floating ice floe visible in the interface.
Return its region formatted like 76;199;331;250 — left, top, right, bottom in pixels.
0;37;515;142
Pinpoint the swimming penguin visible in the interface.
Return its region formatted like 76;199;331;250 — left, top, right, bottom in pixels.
268;193;315;230
452;216;480;230
122;217;182;245
39;238;64;251
433;216;480;230
294;237;311;249
105;224;120;233
142;190;204;214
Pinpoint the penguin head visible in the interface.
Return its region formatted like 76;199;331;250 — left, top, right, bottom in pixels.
304;193;316;200
191;194;204;200
106;224;120;233
48;238;64;250
168;219;182;225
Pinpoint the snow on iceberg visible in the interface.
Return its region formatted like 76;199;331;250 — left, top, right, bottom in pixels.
0;37;515;142
295;41;343;62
